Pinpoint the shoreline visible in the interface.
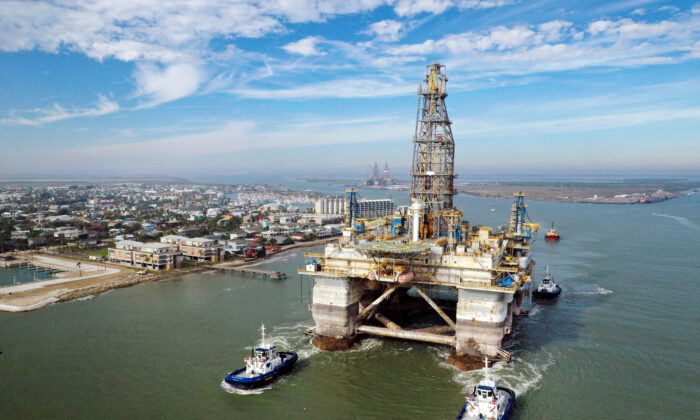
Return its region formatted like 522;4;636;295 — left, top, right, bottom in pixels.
297;177;698;204
0;239;334;313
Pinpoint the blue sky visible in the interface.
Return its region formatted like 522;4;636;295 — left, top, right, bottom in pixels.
0;0;699;178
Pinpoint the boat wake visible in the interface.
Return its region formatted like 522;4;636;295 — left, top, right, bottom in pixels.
574;286;613;295
526;305;541;317
652;213;700;231
434;346;554;396
244;252;299;267
219;379;274;395
269;322;320;359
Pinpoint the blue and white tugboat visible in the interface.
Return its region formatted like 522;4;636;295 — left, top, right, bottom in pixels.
532;266;561;299
223;324;298;390
457;357;515;420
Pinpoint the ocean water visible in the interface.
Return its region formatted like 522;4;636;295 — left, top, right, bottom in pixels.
1;193;698;418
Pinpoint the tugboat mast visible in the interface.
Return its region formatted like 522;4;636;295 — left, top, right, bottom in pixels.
483;356;490;383
260;324;266;348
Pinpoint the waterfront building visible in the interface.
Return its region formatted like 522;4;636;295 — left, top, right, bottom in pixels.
160;235;222;262
109;240;182;270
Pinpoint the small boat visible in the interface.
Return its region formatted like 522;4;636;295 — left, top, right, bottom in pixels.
544;222;560;240
490;208;496;212
532;266;561;299
457;357;515;420
223;324;298;390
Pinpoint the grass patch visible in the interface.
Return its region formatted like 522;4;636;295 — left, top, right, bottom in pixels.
85;248;109;258
181;259;197;268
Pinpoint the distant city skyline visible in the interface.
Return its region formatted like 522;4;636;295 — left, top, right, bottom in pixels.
1;1;699;177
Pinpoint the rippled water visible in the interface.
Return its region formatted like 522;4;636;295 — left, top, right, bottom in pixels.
1;193;698;418
0;266;55;286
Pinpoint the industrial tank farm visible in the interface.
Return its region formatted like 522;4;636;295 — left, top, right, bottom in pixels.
300;63;540;366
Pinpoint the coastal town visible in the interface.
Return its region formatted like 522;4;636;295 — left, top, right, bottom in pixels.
0;182;338;257
0;181;397;311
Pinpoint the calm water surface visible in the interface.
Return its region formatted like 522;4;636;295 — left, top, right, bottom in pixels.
1;193;699;419
0;266;54;287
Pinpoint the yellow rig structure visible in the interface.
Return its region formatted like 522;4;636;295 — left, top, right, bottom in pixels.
300;63;539;361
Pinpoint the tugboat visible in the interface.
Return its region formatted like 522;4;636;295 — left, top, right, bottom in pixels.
223;325;298;390
544;222;560;241
532;266;561;299
457;357;515;420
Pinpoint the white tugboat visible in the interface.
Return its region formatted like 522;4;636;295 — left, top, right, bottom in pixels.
532;266;561;299
457;357;515;420
223;324;298;389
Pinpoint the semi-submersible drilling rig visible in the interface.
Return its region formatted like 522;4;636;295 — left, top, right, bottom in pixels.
300;63;538;363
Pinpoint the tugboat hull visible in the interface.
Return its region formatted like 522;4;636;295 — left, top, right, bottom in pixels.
532;286;561;299
224;352;298;389
457;386;515;420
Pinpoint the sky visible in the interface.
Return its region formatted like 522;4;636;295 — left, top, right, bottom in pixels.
0;0;699;179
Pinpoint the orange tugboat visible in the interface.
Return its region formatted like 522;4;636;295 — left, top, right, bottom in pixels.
544;222;560;241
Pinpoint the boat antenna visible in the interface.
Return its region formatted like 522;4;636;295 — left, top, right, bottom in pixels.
260;324;266;348
484;356;489;382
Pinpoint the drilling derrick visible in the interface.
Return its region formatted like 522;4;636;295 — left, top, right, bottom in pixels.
410;63;455;240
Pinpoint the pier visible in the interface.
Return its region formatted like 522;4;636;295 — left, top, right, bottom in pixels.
212;266;287;280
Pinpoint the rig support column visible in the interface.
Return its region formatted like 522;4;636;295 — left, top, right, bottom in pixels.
455;288;513;356
312;276;363;338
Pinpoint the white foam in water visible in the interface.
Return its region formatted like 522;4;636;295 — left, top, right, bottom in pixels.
244;251;299;267
574;285;613;295
270;322;320;359
219;379;273;395
71;289;112;303
431;342;554;397
527;306;541;318
652;213;700;231
350;337;383;353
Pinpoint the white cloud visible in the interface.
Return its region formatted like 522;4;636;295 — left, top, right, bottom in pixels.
392;0;511;16
282;37;325;56
657;5;680;13
0;95;119;126
387;16;700;74
587;18;679;39
133;63;205;108
631;8;646;16
393;0;453;16
231;77;414;99
389;23;547;55
460;107;700;137
689;40;700;57
537;20;573;43
364;20;406;42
